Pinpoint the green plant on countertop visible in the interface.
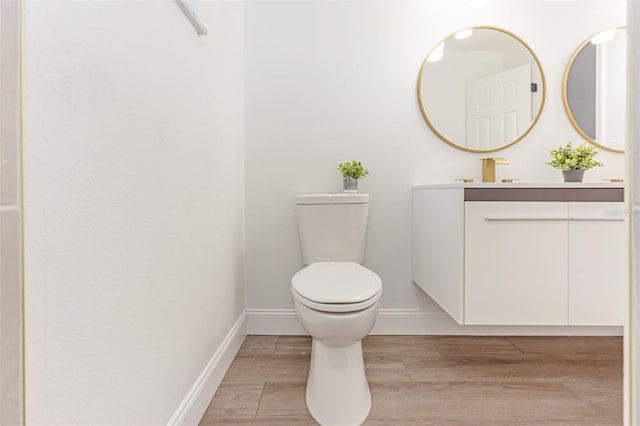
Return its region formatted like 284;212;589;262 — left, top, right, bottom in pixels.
546;142;603;170
338;161;369;180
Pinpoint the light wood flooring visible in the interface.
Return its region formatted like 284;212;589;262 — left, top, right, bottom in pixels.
199;335;622;425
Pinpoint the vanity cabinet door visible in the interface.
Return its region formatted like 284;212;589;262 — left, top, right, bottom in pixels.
568;202;627;325
464;202;569;325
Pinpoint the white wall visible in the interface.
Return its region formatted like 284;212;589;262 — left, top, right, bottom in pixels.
244;1;626;316
23;1;244;424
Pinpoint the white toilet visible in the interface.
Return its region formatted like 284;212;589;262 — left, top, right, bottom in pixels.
291;193;382;426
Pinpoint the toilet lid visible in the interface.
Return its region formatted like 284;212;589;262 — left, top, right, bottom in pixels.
291;262;382;304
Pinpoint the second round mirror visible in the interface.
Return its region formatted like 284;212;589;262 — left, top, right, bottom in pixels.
563;27;626;153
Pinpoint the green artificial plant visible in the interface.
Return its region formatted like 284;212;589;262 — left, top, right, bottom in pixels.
546;142;603;171
338;161;369;180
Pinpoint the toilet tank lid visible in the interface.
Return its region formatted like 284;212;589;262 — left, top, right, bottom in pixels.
296;193;369;205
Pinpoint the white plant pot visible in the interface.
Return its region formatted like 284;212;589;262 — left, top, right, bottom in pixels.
343;178;358;193
562;169;585;182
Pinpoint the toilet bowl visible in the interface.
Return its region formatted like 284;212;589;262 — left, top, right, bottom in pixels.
292;261;382;426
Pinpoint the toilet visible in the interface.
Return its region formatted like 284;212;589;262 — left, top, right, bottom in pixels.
291;193;382;426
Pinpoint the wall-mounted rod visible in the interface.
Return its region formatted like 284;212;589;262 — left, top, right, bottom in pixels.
175;0;208;36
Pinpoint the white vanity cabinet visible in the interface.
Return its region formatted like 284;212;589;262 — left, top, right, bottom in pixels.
464;202;569;325
567;202;627;325
412;184;626;326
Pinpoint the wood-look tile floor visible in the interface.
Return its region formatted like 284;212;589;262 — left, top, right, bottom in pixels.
199;335;622;425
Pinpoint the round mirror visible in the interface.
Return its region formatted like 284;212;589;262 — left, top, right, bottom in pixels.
418;26;546;153
563;27;626;153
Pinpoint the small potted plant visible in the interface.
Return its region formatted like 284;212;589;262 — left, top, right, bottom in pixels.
546;142;603;182
338;160;369;193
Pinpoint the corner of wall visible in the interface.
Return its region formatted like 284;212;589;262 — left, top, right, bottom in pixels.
168;311;247;426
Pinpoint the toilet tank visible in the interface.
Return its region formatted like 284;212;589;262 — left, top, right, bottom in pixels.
296;193;369;265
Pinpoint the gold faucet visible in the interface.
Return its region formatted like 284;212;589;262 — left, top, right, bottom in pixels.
481;157;509;182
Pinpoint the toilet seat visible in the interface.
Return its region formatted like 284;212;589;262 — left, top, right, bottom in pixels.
291;262;382;313
292;287;382;313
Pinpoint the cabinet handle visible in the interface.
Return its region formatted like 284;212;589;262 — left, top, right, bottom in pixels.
484;216;625;222
569;217;625;221
484;216;569;221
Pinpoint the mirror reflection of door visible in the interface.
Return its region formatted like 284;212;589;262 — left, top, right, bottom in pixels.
465;64;532;151
563;27;626;153
595;32;626;150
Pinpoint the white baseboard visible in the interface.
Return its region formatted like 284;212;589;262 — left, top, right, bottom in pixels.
168;311;247;426
246;308;623;336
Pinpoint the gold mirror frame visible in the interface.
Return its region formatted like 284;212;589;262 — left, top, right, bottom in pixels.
417;26;547;153
562;26;626;154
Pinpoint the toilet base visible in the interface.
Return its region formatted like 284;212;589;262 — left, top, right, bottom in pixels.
305;338;371;426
